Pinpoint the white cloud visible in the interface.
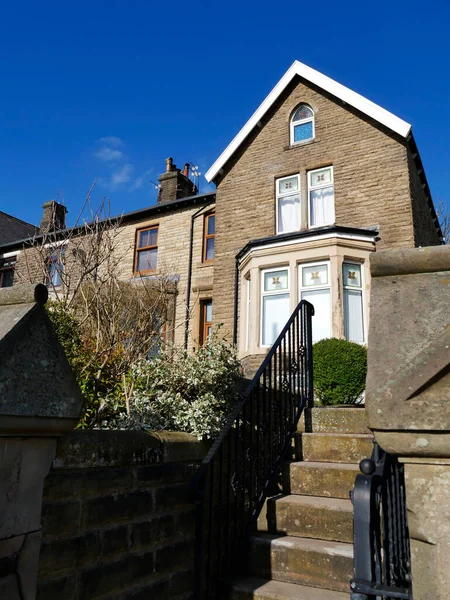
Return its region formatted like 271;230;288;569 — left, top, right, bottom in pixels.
111;164;134;187
99;136;124;147
95;147;123;162
128;168;154;193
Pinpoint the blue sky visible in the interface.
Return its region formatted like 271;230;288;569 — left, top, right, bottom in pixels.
1;0;449;227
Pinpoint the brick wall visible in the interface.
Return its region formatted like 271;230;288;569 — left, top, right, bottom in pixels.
37;430;206;600
212;77;438;339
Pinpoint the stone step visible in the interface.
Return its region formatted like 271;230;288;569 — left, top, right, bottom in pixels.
296;432;373;463
298;407;370;434
257;494;353;543
285;461;359;499
247;534;353;593
231;577;349;600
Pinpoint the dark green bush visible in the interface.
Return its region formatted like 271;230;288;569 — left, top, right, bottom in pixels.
313;338;367;405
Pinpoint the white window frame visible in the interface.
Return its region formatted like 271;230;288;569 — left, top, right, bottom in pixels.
245;277;251;352
343;261;366;344
307;165;335;228
290;105;315;146
260;266;290;348
275;174;301;235
298;260;332;341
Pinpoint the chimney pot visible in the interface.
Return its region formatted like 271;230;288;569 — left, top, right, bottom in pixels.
165;157;174;173
183;163;190;178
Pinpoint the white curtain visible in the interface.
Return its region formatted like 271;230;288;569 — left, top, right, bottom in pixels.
344;289;364;343
310;186;334;227
262;293;290;345
278;195;300;233
301;289;331;343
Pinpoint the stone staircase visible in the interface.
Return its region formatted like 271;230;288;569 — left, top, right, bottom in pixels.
231;407;373;599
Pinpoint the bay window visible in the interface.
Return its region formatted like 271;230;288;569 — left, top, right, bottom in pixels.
276;175;301;234
261;268;290;346
299;261;331;343
308;166;335;228
343;262;365;343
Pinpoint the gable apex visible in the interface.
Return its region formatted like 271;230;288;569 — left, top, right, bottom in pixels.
205;60;412;183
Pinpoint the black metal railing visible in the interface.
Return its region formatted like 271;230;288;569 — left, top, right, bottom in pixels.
190;300;314;599
351;442;412;600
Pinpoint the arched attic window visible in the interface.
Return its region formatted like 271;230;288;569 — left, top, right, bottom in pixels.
290;104;314;144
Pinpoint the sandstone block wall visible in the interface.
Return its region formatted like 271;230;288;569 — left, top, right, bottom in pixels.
212;77;440;339
11;199;215;350
37;431;206;600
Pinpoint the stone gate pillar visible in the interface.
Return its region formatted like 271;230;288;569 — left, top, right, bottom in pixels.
0;285;84;599
365;246;450;600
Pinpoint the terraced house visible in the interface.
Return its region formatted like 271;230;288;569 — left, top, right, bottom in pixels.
206;60;441;375
0;61;441;363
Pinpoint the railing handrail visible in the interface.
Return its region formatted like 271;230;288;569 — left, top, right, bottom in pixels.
190;299;314;598
189;299;314;499
351;442;412;600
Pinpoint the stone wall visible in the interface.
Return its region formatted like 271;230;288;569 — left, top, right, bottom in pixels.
212;77;439;339
12;200;215;351
37;430;206;600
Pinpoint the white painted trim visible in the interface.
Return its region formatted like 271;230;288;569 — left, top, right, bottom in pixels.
43;239;68;250
290;104;315;145
260;266;290;348
298;260;332;342
342;261;366;344
276;173;301;234
205;60;411;182
307;165;335;228
1;250;20;259
238;230;377;264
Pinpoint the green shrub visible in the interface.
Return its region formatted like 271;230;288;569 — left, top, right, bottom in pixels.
313;338;367;405
46;301;125;428
100;335;242;439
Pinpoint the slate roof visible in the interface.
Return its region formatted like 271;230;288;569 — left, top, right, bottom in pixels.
0;211;38;245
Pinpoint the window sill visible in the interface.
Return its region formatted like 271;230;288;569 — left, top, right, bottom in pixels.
197;261;214;269
284;138;320;151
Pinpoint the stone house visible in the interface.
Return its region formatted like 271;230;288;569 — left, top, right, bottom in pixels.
0;61;441;367
0;159;216;351
205;60;441;375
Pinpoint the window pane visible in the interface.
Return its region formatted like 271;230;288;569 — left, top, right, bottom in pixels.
309;186;335;227
206;326;212;338
301;289;331;343
139;228;157;248
207;215;215;235
278;194;301;233
302;264;328;287
343;264;362;288
49;263;62;287
205;301;213;322
137;248;157;271
344;289;364;343
292;105;313;121
310;168;332;187
205;237;214;260
264;269;288;292
278;176;299;195
262;293;290;345
293;121;313;142
1;270;14;287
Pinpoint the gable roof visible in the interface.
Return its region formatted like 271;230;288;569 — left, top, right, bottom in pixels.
0;211;38;245
205;60;412;183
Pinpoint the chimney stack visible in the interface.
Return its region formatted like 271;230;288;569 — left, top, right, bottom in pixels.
157;158;197;204
39;200;67;234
